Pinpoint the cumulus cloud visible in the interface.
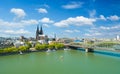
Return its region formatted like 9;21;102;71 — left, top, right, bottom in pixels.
62;2;83;9
89;9;96;17
65;30;73;33
107;15;119;21
4;29;30;35
54;16;96;27
37;8;48;13
39;17;54;23
100;26;110;30
21;19;39;25
85;24;120;38
84;33;92;36
0;19;38;28
98;15;120;21
10;8;26;18
74;30;80;32
0;19;22;27
0;19;39;37
65;29;80;33
43;24;49;27
100;25;120;30
85;32;101;36
99;15;106;21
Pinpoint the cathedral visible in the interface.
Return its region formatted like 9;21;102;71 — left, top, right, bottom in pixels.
36;25;48;44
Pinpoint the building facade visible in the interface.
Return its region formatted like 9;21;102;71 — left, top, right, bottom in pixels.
36;25;48;44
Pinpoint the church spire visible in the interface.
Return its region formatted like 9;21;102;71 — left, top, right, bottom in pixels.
39;25;43;35
36;24;39;33
36;24;39;40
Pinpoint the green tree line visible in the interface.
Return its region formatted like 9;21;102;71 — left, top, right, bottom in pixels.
0;42;64;55
35;43;64;51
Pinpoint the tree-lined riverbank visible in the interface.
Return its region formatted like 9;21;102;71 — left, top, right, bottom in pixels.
0;42;64;56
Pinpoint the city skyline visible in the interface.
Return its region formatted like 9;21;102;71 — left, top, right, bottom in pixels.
0;0;120;38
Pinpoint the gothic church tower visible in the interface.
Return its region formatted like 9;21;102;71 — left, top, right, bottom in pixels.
36;25;43;40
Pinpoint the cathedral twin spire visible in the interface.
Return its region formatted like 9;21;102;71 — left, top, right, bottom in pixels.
36;25;43;40
36;24;43;35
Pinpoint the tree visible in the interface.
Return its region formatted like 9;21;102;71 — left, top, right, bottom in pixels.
35;44;48;51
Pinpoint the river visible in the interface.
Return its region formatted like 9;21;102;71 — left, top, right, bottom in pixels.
0;50;120;74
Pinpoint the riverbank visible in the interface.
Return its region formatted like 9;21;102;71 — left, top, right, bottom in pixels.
0;43;64;56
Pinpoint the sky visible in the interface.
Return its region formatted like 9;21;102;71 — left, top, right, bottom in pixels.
0;0;120;38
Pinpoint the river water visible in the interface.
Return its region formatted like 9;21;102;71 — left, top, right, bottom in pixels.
0;50;120;74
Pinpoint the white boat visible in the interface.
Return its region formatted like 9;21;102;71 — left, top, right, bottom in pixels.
19;51;23;54
52;49;56;51
46;49;51;52
64;48;70;50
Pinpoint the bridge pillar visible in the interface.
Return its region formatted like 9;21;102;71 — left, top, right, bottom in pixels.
85;48;94;52
85;48;88;52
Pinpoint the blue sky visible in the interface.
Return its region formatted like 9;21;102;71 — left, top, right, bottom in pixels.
0;0;120;38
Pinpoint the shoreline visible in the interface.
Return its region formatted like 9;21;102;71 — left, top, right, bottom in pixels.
0;47;120;57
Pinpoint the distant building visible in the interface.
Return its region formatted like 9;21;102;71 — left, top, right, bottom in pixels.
116;35;120;40
36;25;48;44
20;36;28;41
74;39;83;43
13;40;25;48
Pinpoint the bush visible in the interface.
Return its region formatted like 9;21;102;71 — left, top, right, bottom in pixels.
55;43;64;49
0;49;4;54
48;42;64;50
26;42;32;48
48;44;55;49
18;46;29;52
35;44;48;50
0;47;18;54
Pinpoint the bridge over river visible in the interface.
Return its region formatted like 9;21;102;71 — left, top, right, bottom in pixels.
64;42;120;52
64;44;93;52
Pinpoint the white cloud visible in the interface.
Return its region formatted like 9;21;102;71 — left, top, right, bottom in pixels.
62;2;83;9
65;30;73;33
99;25;120;30
65;29;80;33
37;8;47;13
43;24;49;27
0;19;22;27
107;15;119;21
21;19;39;25
54;16;96;27
97;15;120;21
100;26;110;30
94;32;102;35
99;15;106;21
89;9;96;17
84;33;92;36
0;19;38;28
111;25;120;29
39;17;54;23
85;24;120;38
84;32;101;37
4;29;30;35
10;8;26;18
74;30;80;32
